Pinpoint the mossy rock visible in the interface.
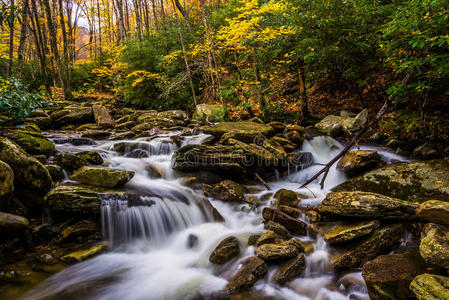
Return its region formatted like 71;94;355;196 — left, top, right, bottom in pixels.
193;104;226;123
70;166;135;188
202;121;274;139
333;160;449;203
204;180;247;202
324;220;380;244
272;253;306;285
4;129;55;156
209;236;240;264
0;160;14;201
51;106;94;127
225;256;268;294
45;164;65;182
76;151;103;165
419;223;449;269
331;224;405;271
255;238;303;261
55;153;88;171
410;273;449;300
0;137;52;195
60;243;107;263
417;200;449;225
318;191;418;220
274;189;299;208
337;150;381;176
362;250;427;300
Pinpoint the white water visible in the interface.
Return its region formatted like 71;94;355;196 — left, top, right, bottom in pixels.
24;132;408;300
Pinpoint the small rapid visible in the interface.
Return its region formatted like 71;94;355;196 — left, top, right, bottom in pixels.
23;131;408;300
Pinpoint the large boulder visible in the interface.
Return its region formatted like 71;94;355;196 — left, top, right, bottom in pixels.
419;223;449;269
272;253;306;285
318;191;418;220
209;236;240;264
324;220;380;244
0;211;29;232
362;250;427;300
51;106;94;127
70;166;135;188
204;180;246;202
92;104;114;128
193;104;226;123
331;224;404;271
0;160;14;202
133;110;189;131
0;137;52;194
225;256;268;294
255;238;303;261
55;151;103;171
43;185;128;216
3;128;55;156
410;274;449;300
333;160;449;203
315;109;368;136
336;150;381;176
262;208;307;235
201;121;274;142
417;200;449;225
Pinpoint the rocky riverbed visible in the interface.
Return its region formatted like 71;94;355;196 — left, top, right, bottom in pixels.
1;101;449;299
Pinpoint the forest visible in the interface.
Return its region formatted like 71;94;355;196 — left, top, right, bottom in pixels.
0;0;449;299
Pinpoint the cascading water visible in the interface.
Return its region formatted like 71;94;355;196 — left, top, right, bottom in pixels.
23;132;408;300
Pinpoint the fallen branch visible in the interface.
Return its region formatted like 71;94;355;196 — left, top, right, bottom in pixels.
255;172;271;190
300;73;411;190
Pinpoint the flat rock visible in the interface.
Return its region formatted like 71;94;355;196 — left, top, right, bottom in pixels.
60;243;107;263
256;238;303;261
417;200;449;225
324;220;380;244
70;166;135;188
410;273;449;300
204;180;246;202
318;191;418;220
362;250;427;300
202;122;274;142
0;211;29;231
333;160;449;202
331;224;404;271
193;104;225;123
419;223;449;268
272;253;306;285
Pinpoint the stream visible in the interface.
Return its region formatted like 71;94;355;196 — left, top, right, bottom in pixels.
23;131;409;300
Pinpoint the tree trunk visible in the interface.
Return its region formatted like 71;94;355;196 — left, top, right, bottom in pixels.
17;0;30;78
298;57;309;122
58;0;72;97
7;0;15;77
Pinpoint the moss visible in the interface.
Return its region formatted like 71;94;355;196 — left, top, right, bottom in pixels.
274;189;298;208
324;220;380;244
4;129;55;156
60;243;107;263
410;274;449;300
70;166;135;188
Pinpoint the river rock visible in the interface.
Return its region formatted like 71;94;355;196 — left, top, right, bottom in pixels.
284;130;304;146
81;130;112;139
413;143;439;160
331;224;404;271
55;153;88;170
0;212;29;232
419;223;449;269
317;191;418;220
193;104;225;123
26;112;51;129
272;253;306;285
0;137;52;194
45;165;65;182
256;231;276;246
3;128;55;156
262;208;307;235
362;250;427;300
267;121;285;133
264;221;292;239
315;109;368;136
324;220;380;244
70;166;135;188
333;160;449;202
204;180;247;202
336;150;381;176
44;185;128;216
60;243;107;263
417;200;449;225
410;273;449;300
225;256;268;294
51;106;94;127
270;136;295;152
256;238;303;261
133;110;189;131
76;151;104;165
54;220;98;244
0;160;14;202
209;236;240;264
92;104;114;128
274;189;299;208
202;121;274;142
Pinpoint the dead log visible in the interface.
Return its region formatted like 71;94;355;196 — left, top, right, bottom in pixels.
300;73;411;189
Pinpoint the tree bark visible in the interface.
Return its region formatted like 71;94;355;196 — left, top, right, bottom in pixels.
17;0;30;78
7;0;15;77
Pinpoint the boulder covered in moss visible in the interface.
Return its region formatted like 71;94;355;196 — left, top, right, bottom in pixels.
0;160;14;202
331;224;404;271
318;191;418;220
92;104;114;128
419;223;449;269
204;180;247;202
410;273;449;300
272;253;306;285
255;238;303;261
51;106;94;127
274;189;299;208
362;250;427;300
70;166;135;188
333;160;449;203
3;128;55;156
202;121;274;142
193;104;226;123
0;137;52;194
337;150;381;176
417;200;449;225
